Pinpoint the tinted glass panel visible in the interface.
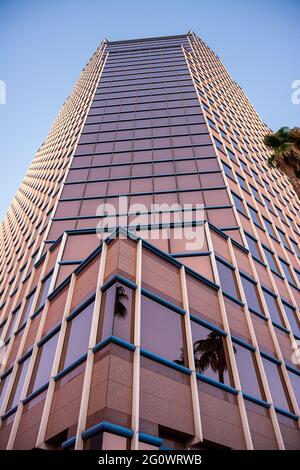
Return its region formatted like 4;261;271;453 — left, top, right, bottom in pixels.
141;295;184;364
283;304;300;337
216;259;240;300
30;331;59;393
191;321;231;385
262;358;291;411
241;277;263;315
235;343;263;399
263;291;283;326
8;356;31;410
100;283;133;343
60;301;94;371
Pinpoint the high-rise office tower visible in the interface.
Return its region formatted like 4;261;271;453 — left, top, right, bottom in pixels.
0;32;299;451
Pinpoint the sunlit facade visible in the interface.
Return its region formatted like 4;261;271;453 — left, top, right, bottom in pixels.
0;32;299;450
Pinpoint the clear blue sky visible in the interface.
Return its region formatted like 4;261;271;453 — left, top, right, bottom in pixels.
0;0;299;221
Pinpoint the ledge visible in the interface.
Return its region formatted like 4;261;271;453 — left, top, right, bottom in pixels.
82;421;133;441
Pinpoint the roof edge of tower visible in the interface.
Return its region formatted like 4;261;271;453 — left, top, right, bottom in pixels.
106;33;190;45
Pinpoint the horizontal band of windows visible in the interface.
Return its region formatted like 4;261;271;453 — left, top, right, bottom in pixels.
100;68;190;80
92;88;196;104
103;58;187;70
95;81;194;99
89;99;200;113
91;93;199;109
69;156;218;172
85;105;201;120
78;131;210;146
74;143;215;159
96;79;193;94
64;170;222;186
103;61;188;73
102;61;188;71
105;53;185;64
99;72;192;86
85;108;202;124
82;118;205;134
100;65;187;77
72;155;216;169
59;185;228;202
106;51;188;61
53;207;211;223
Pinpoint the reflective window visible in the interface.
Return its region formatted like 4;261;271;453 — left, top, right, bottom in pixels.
234;343;264;399
0;372;11;409
236;174;248;192
241;276;264;315
29;331;59;394
248;205;262;228
60;301;94;371
223;162;234;179
216;259;240;300
264;247;280;275
20;291;35;326
245;234;262;262
262;357;291;411
99;283;133;343
283;303;300;337
7;356;31;411
288;370;300;408
214;137;224;152
263;217;277;240
191;321;232;385
35;274;53;311
141;295;185;365
263;290;283;326
232;193;246;215
4;307;20;341
280;259;295;285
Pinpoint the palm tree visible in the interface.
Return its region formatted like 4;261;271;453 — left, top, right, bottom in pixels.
194;331;229;384
114;285;129;318
264;127;300;199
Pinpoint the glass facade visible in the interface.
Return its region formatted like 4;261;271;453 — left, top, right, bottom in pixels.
0;33;299;450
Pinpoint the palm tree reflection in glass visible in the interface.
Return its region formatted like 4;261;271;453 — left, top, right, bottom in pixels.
114;285;129;318
175;332;234;384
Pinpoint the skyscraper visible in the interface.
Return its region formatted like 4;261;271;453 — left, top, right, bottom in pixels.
0;32;299;451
